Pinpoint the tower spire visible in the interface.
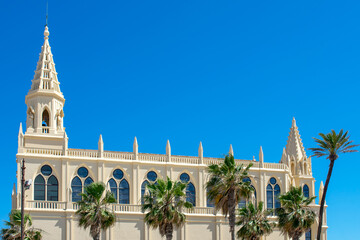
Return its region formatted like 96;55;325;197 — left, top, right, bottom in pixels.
285;117;306;161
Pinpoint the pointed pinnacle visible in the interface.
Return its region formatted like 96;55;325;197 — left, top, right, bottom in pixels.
229;144;234;156
98;134;103;144
259;146;264;163
166;140;171;155
292;117;297;128
133;137;138;152
198;141;203;157
18;123;23;135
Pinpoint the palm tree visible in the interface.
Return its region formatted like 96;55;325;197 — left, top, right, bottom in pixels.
277;187;316;240
309;129;358;240
236;201;275;240
76;182;116;240
141;177;193;240
206;154;253;240
1;209;42;240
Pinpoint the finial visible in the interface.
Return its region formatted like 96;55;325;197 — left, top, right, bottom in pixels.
18;123;23;135
133;137;138;154
229;144;234;156
292;117;297;128
44;26;50;40
259;146;264;163
198;141;203;158
166;140;171;156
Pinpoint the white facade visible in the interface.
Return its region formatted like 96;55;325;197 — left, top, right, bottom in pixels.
12;26;328;240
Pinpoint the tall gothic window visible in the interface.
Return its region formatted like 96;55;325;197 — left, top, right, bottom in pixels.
141;171;158;204
107;169;129;204
34;165;58;201
305;230;311;240
71;167;93;202
303;184;310;198
180;173;196;206
238;177;257;208
266;177;281;215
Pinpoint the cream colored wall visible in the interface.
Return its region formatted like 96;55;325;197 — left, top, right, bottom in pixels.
16;152;321;240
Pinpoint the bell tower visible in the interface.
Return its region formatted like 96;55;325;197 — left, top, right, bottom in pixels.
22;26;67;150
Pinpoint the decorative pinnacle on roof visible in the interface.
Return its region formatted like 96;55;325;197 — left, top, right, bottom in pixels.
285;117;306;161
28;26;63;98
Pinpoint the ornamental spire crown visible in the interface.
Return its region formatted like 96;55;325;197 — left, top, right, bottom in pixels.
28;26;63;98
285;118;306;161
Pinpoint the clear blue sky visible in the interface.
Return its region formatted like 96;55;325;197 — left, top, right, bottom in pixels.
1;0;359;238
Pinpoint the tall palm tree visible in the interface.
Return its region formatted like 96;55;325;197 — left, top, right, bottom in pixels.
206;154;253;240
76;182;116;240
277;187;316;240
1;209;42;240
309;129;358;240
236;201;275;240
141;177;193;240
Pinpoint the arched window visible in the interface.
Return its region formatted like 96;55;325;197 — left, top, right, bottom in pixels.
206;187;215;207
71;167;93;202
267;177;281;215
47;175;58;201
141;180;149;204
305;230;311;240
180;173;196;206
34;175;45;201
141;171;158;203
42;110;49;127
34;165;58;201
238;177;257;208
108;179;117;201
107;169;130;204
119;179;129;204
71;177;82;202
186;182;196;206
303;184;310;198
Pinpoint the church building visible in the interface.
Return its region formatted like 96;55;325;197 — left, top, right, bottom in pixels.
12;25;328;240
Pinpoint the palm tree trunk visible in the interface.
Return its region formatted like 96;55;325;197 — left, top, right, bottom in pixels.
316;159;335;240
165;223;173;240
228;189;236;240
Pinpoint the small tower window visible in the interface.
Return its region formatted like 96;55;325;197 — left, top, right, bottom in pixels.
42;110;49;127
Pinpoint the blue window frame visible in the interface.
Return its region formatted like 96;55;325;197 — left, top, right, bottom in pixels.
303;184;310;198
77;167;89;178
108;170;130;204
71;176;82;202
141;180;149;204
147;171;157;182
238;178;256;208
113;169;124;180
84;177;93;186
41;165;52;176
186;182;196;206
206;187;215;207
71;167;93;202
119;179;130;204
34;175;45;201
47;175;58;201
267;177;281;215
108;178;117;201
34;165;58;201
306;230;311;240
180;173;190;183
